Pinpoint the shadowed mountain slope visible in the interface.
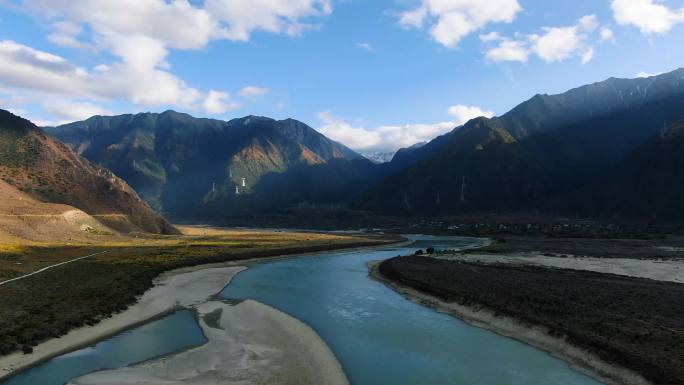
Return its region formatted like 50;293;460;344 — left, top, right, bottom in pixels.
357;68;684;219
564;119;684;222
48;111;376;219
387;68;684;172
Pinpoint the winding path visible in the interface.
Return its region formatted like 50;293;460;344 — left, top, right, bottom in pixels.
0;250;109;287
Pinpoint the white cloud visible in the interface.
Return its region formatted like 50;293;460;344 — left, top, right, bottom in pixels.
447;104;495;125
23;0;332;49
203;90;239;114
356;42;374;52
531;26;585;62
399;0;522;48
635;70;665;78
317;111;382;150
47;21;94;50
578;14;599;32
206;0;332;42
484;15;604;65
1;93;113;126
399;7;428;28
581;47;595;65
479;31;501;42
600;27;615;42
4;0;331;120
611;0;684;34
0;39;204;108
238;86;272;98
485;39;529;62
43;100;112;122
317;103;494;152
0;40;90;95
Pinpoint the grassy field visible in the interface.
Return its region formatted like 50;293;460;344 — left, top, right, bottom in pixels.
0;226;380;280
0;226;397;356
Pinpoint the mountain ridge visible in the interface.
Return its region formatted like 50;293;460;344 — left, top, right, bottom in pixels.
48;111;375;219
40;67;684;223
356;67;684;221
383;68;684;172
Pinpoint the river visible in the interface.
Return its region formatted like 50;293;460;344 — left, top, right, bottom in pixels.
2;235;603;385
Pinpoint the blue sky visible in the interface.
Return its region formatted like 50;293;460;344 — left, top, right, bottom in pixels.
1;0;683;153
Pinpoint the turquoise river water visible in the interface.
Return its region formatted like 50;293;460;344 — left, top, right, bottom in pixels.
2;235;603;385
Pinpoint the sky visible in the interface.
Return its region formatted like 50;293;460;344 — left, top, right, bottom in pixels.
1;0;684;154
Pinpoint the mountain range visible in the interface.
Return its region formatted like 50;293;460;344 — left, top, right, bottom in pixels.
5;68;684;226
47;112;376;220
356;68;684;222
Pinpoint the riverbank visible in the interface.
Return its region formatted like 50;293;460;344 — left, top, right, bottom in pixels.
369;260;657;385
1;261;350;385
0;265;245;380
68;300;348;385
0;232;401;382
0;229;398;371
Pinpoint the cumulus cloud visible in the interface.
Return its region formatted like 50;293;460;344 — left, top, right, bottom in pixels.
203;90;239;114
43;100;113;123
581;47;595;65
238;86;271;98
600;27;616;42
3;0;331;119
447;104;495;125
317;111;382;150
0;40;85;93
399;0;522;48
479;31;502;42
22;0;331;49
635;70;665;78
206;0;332;41
484;15;605;64
317;104;494;152
0;39;203;107
485;39;529;62
46;21;94;50
531;26;586;62
611;0;684;34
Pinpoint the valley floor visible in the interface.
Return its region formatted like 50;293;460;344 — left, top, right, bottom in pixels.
0;226;397;371
374;245;684;385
